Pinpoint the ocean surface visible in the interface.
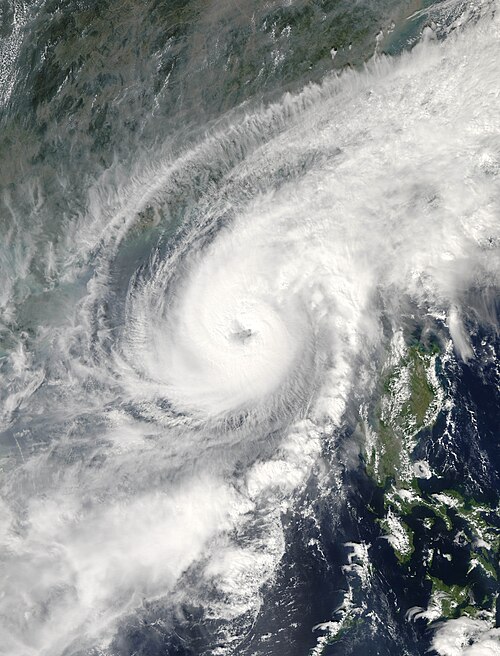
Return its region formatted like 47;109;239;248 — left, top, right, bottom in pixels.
1;1;499;655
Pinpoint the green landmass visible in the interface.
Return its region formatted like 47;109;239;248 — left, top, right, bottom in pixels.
363;336;499;623
366;340;439;487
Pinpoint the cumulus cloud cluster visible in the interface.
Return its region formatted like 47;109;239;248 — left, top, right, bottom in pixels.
433;618;500;656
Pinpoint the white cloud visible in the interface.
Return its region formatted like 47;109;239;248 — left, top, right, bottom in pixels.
433;617;500;656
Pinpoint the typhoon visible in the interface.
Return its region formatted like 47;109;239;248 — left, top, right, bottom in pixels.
0;1;499;655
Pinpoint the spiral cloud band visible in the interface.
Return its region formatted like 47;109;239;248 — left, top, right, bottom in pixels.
128;218;310;418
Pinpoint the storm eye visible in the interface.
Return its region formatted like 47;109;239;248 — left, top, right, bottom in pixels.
229;325;254;344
